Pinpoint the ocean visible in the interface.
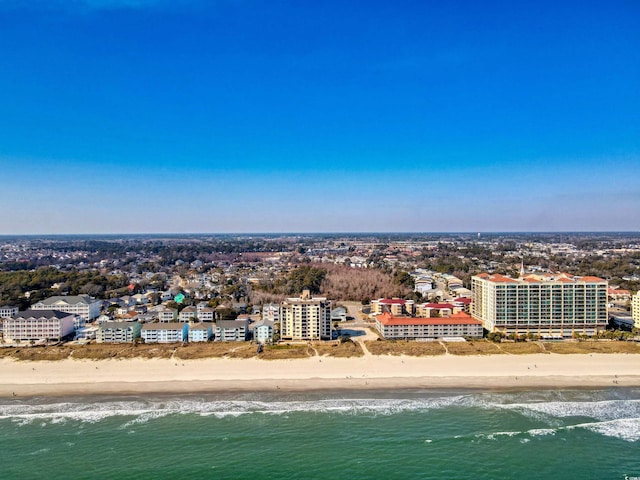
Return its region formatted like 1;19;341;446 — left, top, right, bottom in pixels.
1;388;638;479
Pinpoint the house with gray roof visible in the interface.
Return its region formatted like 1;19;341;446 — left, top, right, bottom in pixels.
97;322;142;343
215;319;248;342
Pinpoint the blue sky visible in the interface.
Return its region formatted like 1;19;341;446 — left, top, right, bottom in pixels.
0;0;638;233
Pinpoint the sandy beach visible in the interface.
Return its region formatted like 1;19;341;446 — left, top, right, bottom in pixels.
2;352;640;397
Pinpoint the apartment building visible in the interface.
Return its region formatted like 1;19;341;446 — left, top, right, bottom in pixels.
97;322;142;343
178;306;197;322
280;290;331;341
375;311;483;340
253;319;274;343
215;319;248;342
188;323;213;342
632;291;640;330
157;307;178;323
0;306;19;319
32;295;101;321
371;298;415;316
141;323;188;343
262;304;280;322
471;273;608;338
3;310;75;342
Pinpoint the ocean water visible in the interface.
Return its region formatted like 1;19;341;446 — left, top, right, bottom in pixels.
1;388;639;480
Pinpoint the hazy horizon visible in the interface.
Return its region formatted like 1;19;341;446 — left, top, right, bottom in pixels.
1;0;638;234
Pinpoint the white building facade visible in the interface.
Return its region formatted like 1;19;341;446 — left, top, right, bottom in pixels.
280;290;331;341
471;273;608;338
32;295;102;321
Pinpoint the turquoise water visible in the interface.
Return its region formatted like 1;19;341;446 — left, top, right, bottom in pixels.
1;388;639;479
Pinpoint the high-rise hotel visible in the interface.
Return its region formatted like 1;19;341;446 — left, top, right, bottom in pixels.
471;273;608;338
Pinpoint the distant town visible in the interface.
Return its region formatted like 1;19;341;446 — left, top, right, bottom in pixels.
1;232;639;352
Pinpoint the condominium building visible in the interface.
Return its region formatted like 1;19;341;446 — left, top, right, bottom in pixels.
371;298;415;316
280;290;331;341
141;323;188;343
632;291;640;330
471;273;608;338
32;295;102;321
262;304;280;322
96;322;142;343
253;319;274;343
375;311;483;340
188;323;213;342
0;306;19;319
3;310;76;342
215;319;248;342
157;307;178;322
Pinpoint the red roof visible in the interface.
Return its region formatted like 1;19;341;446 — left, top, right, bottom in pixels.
377;312;481;327
423;303;454;309
580;276;605;283
378;298;407;305
454;297;472;304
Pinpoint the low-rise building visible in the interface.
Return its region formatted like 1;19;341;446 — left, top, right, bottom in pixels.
157;307;177;323
188;323;213;342
3;310;76;343
32;295;102;321
178;306;197;322
331;307;347;323
142;323;188;343
375;312;483;340
253;319;274;343
97;322;142;343
0;305;19;319
371;298;415;316
215;319;248;342
262;304;280;322
416;303;455;318
196;307;214;322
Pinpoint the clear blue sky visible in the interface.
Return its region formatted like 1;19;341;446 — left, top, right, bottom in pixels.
0;0;638;233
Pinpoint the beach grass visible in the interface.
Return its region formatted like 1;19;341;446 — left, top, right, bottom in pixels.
445;341;504;355
314;340;364;358
364;340;446;356
543;341;640;354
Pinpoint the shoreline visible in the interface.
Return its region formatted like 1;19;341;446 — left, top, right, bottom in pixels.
2;353;639;398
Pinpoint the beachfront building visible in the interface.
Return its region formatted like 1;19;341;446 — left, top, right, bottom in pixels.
253;319;274;343
471;273;608;338
215;319;248;342
3;310;76;343
280;290;331;341
375;312;483;340
96;322;142;343
633;292;640;330
141;323;188;343
32;295;102;321
371;298;415;316
188;323;213;342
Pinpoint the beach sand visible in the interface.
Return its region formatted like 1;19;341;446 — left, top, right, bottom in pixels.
1;353;639;397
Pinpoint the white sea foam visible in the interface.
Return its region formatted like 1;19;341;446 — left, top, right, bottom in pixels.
575;418;640;442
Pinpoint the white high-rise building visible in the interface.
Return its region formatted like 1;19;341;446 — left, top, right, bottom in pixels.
471;273;608;338
280;290;331;341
